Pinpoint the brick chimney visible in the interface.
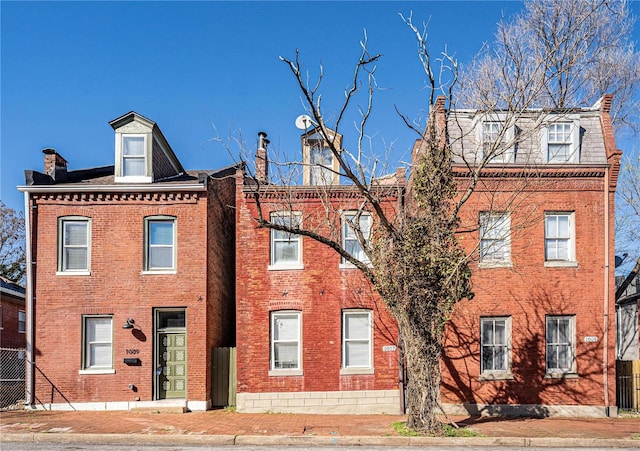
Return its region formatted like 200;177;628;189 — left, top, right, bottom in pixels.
43;148;68;183
256;132;269;184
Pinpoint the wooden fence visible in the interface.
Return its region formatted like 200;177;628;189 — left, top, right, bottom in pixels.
211;347;236;407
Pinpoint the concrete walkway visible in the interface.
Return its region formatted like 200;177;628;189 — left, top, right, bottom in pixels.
1;409;639;448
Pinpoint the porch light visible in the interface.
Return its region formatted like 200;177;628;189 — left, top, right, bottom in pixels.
122;318;135;329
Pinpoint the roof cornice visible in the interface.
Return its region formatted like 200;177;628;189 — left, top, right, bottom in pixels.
18;183;206;194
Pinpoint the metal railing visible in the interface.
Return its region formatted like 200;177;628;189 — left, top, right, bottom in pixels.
617;373;640;413
0;347;26;410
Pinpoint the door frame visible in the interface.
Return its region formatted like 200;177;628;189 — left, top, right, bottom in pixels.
153;307;187;400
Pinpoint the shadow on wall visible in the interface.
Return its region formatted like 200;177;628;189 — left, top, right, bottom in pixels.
33;364;76;410
442;285;604;418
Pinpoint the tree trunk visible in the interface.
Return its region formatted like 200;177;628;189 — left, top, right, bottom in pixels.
397;312;444;433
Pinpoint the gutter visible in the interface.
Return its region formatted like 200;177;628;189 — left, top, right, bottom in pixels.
603;163;610;414
23;191;34;407
17;183;206;194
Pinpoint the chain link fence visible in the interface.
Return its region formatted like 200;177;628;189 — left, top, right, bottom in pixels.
0;347;26;410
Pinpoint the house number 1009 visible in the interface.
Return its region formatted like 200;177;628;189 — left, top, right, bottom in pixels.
126;349;140;354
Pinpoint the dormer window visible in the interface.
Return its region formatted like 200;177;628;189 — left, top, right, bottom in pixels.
122;135;147;177
541;117;580;163
301;128;341;185
110;111;186;184
476;114;516;164
309;144;334;185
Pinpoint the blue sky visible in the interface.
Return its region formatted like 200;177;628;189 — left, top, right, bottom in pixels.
1;0;639;219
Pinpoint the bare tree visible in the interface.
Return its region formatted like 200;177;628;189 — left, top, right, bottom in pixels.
457;0;640;134
616;153;640;274
0;201;26;284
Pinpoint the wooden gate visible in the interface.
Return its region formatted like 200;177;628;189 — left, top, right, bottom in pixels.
211;347;236;407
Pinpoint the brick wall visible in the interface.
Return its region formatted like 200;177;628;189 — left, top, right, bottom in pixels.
1;298;26;348
235;180;400;404
30;190;213;405
441;173;617;410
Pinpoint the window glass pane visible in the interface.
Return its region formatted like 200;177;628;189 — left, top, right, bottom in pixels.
310;146;332;165
345;341;369;367
274;343;298;368
123;136;145;156
123;158;145;177
65;222;87;245
274;241;298;263
494;320;506;345
150;222;173;245
158;311;185;328
557;216;569;237
87;318;111;341
65;248;87;270
90;343;112;367
482;321;494;344
149;247;173;268
274;315;298;341
345;313;369;340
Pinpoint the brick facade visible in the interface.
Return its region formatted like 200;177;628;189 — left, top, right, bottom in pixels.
235;174;403;414
236;96;621;417
1;279;26;348
20;113;236;411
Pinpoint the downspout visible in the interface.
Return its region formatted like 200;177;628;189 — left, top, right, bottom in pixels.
23;190;35;407
603;163;610;414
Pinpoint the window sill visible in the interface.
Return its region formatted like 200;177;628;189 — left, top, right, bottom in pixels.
478;261;512;269
339;262;372;269
268;264;304;271
340;367;374;375
141;270;177;275
56;271;91;276
544;261;578;268
79;369;116;375
478;372;514;381
545;371;578;379
269;369;303;377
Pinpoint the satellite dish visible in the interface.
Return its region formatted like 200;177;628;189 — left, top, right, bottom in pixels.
295;114;314;130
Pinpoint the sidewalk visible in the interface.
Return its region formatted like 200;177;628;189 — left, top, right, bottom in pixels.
2;409;640;447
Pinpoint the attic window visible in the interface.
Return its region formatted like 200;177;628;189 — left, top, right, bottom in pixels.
302;129;341;185
309;143;334;185
122;136;146;177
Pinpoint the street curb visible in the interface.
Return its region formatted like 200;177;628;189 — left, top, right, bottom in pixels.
2;433;639;448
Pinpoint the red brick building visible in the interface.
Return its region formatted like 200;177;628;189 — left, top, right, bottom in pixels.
235;95;621;417
19;112;236;411
235;130;405;413
1;277;26;349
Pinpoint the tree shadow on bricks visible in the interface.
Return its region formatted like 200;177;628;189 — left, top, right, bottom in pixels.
442;285;605;423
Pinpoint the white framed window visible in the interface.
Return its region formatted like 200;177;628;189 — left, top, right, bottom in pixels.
58;217;90;274
542;120;580;163
476;115;516;164
270;311;301;375
546;315;576;375
18;310;26;333
310;145;334;185
144;216;176;272
115;133;151;183
342;310;373;373
545;212;576;265
480;317;511;376
81;315;114;373
479;212;511;266
341;212;371;266
269;211;303;269
302;129;341;186
122;135;146;176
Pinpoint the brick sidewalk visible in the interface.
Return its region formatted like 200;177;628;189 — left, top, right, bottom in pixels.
1;409;640;440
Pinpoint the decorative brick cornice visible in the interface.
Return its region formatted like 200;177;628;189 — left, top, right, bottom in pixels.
31;191;200;203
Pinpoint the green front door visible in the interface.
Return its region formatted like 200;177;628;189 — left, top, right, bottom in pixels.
158;332;187;399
